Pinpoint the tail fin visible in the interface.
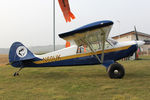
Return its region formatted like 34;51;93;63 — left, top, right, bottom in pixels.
9;42;35;66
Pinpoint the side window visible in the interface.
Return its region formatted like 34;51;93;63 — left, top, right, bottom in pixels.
91;43;101;51
76;41;113;54
77;45;88;53
85;41;102;52
105;41;113;49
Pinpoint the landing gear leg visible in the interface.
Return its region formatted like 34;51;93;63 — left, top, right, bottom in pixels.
13;67;23;76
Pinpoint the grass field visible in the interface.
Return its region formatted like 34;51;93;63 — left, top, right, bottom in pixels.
0;55;8;66
0;56;150;100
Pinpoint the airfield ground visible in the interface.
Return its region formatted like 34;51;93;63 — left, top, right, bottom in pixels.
0;55;150;100
0;55;8;66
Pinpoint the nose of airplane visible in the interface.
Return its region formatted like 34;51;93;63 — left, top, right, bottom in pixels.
136;41;145;47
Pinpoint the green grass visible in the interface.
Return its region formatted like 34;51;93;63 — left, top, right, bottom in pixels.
0;56;150;100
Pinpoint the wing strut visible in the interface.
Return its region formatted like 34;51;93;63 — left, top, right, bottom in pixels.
80;29;106;64
84;39;102;64
101;29;106;63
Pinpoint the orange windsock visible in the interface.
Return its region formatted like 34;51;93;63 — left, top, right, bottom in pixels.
58;0;75;22
66;41;70;48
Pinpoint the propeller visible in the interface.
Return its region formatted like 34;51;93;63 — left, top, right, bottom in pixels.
135;26;150;45
134;26;140;59
134;26;139;41
134;26;145;46
134;26;145;59
134;26;146;45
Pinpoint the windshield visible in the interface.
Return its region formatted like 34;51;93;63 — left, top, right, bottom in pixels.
108;38;118;45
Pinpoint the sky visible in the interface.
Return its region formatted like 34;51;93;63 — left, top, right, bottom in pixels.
0;0;150;48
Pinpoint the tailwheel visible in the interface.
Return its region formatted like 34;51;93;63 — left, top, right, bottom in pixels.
14;72;19;76
107;62;125;79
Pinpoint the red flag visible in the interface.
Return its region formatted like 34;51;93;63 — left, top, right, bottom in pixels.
58;0;75;22
83;45;86;53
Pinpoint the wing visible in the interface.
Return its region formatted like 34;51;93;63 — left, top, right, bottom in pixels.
59;20;113;45
59;20;114;63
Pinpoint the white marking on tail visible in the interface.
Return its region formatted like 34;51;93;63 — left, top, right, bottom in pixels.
16;46;28;58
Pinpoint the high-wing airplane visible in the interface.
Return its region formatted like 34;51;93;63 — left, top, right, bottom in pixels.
9;20;145;79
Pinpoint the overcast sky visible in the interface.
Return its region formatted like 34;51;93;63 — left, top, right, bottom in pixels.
0;0;150;48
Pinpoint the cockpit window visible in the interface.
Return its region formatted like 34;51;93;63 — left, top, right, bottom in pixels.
76;38;117;54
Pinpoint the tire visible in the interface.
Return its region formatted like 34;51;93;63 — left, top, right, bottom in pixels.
107;63;125;79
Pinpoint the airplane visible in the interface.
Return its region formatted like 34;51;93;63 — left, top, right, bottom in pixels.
9;20;145;79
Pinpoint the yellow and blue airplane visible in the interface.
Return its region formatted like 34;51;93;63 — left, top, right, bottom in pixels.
9;20;145;79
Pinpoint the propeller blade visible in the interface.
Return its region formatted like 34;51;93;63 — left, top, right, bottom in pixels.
134;26;139;41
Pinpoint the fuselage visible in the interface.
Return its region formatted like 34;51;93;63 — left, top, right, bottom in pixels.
11;40;139;68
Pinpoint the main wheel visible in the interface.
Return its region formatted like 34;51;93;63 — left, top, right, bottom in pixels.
107;63;125;79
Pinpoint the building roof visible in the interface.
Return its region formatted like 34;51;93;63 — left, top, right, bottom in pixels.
112;31;150;38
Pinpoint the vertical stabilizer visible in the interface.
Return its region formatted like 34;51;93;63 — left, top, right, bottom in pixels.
9;42;35;64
